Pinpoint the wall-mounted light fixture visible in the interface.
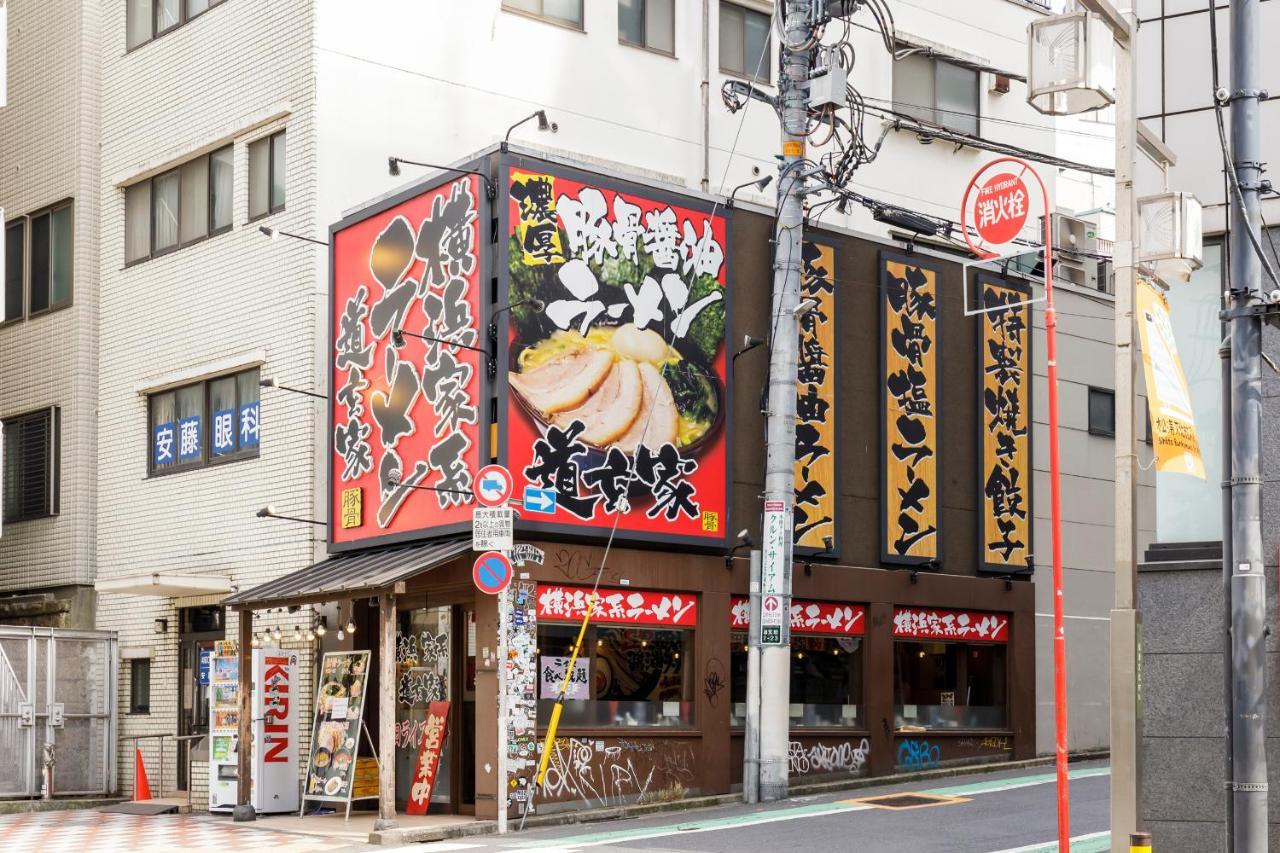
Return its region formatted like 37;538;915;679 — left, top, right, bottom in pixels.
387;157;496;200
153;618;168;634
502;109;559;151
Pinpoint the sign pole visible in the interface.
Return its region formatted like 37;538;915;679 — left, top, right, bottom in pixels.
496;581;509;834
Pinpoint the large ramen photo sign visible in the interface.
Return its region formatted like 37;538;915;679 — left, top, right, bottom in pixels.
497;157;731;547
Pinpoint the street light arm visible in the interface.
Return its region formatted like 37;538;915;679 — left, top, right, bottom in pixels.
393;329;497;380
388;157;496;200
1075;0;1131;43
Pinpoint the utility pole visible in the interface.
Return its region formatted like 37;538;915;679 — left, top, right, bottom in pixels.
1107;6;1141;851
1226;0;1268;846
757;0;813;803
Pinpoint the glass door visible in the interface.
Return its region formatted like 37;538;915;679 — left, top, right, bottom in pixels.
395;606;452;811
177;606;223;791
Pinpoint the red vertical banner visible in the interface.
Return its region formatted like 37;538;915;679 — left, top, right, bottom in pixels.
329;174;485;549
405;700;451;815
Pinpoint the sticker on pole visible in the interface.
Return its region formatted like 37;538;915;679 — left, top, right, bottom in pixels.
475;464;514;507
473;551;513;595
760;594;784;645
472;507;514;552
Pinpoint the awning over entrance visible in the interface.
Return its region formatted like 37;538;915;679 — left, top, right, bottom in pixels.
222;539;469;610
95;573;234;598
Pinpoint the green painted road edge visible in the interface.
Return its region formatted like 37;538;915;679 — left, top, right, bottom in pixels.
369;751;1109;846
512;766;1113;849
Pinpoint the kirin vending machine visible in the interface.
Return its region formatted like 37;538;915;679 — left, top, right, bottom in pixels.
208;647;300;814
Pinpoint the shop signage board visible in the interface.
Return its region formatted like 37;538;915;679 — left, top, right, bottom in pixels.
197;647;213;686
977;273;1034;575
794;241;837;554
254;649;300;814
472;507;514;552
892;607;1009;643
1136;276;1205;479
405;700;451;816
473;551;513;595
730;597;865;636
880;251;941;566
760;500;789;645
497;154;731;551
536;584;697;627
301;651;374;819
475;464;514;507
329;172;488;551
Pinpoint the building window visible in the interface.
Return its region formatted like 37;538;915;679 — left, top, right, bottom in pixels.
720;3;771;83
2;407;60;524
125;147;233;264
130;659;151;714
3;203;74;323
1088;387;1115;437
619;0;674;54
892;52;980;136
536;623;694;727
502;0;585;29
893;641;1007;730
730;632;864;727
148;368;260;475
128;0;228;50
248;131;286;220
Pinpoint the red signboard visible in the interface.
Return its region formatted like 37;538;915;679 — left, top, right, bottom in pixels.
330;174;485;548
536;584;697;627
729;597;865;636
972;172;1029;246
405;701;450;815
892;607;1009;643
499;158;730;549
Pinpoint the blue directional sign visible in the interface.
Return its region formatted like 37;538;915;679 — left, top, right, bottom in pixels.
523;485;557;515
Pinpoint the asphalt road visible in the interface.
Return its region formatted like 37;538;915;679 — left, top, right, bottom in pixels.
394;761;1110;853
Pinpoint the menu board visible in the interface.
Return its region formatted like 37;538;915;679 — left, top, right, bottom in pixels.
302;651;373;808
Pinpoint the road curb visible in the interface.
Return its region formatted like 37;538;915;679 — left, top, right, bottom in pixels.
368;750;1109;845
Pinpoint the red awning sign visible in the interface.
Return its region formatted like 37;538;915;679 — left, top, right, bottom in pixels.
892;607;1009;642
730;597;865;636
536;584;697;627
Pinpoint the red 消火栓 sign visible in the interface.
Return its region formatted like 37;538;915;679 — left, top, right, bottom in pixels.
729;597;865;636
536;584;697;627
892;607;1009;643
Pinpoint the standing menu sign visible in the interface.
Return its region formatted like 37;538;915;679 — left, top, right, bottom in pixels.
302;651;373;818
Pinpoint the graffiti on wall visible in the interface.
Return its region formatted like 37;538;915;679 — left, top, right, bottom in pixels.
896;739;941;771
787;738;870;777
539;737;696;807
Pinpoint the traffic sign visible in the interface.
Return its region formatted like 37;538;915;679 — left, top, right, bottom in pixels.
473;551;513;595
475;464;514;507
522;485;557;514
473;507;514;552
760;594;784;645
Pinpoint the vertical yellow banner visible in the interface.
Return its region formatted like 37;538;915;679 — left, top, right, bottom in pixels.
1136;277;1205;479
795;242;836;552
880;253;939;564
978;277;1032;573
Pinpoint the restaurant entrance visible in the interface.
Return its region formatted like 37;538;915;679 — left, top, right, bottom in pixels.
393;598;476;814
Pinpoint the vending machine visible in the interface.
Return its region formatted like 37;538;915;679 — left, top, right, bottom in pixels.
208;647;300;814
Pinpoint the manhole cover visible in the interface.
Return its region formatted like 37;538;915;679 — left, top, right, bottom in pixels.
850;793;967;810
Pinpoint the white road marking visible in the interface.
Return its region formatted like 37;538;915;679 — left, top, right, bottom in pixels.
986;830;1110;853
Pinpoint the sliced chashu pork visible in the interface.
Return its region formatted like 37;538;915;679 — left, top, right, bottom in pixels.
614;361;678;454
552;358;642;446
509;347;614;415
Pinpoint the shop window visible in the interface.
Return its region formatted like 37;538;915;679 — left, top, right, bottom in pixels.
893;641;1007;730
730;632;864;727
130;659;151;714
536;624;693;728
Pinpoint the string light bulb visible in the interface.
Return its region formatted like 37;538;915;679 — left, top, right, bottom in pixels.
250;635;261;648
293;625;302;641
346;618;356;635
305;628;315;642
272;627;282;642
315;621;327;637
336;628;346;641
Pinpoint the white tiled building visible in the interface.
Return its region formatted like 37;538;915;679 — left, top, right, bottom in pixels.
0;0;1132;802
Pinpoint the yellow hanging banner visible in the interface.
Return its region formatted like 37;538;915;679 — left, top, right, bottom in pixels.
1136;277;1205;479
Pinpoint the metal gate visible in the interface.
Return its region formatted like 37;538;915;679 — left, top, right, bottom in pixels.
0;627;117;798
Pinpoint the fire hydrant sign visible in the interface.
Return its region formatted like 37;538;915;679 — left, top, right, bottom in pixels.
405;700;450;815
472;507;513;552
761;500;790;645
974;173;1029;245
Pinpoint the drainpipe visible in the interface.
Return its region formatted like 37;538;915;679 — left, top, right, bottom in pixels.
700;0;710;192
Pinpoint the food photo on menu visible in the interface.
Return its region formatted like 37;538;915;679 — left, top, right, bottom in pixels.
306;652;368;798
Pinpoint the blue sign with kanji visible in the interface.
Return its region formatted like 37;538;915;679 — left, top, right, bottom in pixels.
154;422;176;466
239;401;260;448
212;408;236;456
178;415;202;462
197;648;213;686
